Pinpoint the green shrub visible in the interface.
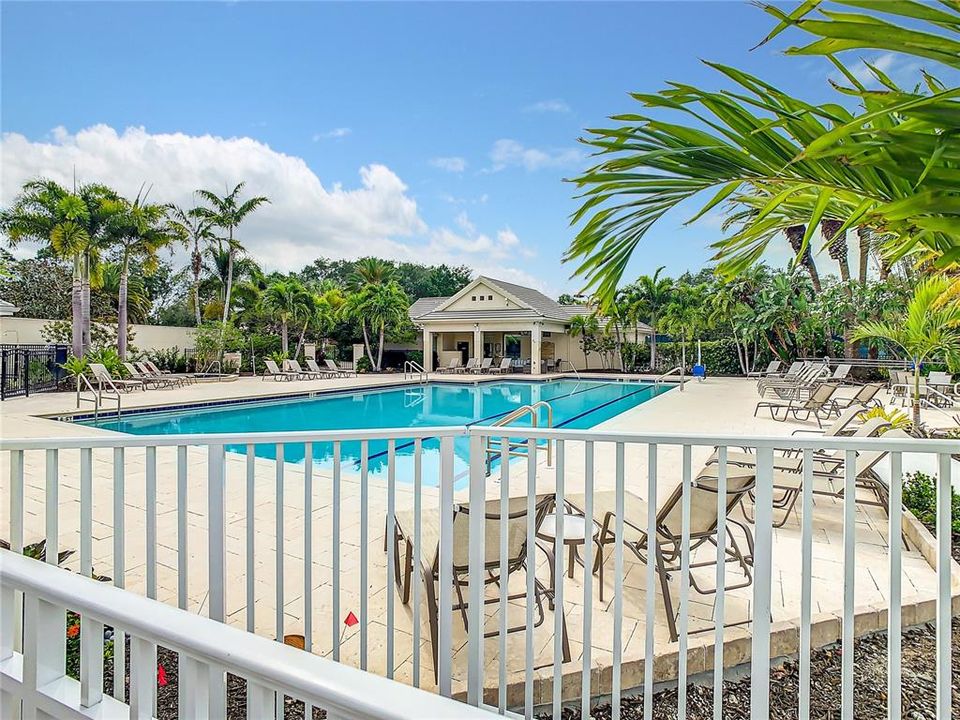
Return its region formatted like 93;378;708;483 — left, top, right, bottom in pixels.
356;356;372;373
140;346;186;373
85;347;125;377
651;340;745;376
902;471;960;534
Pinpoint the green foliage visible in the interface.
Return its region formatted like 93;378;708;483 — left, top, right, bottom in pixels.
60;355;89;378
856;406;912;431
902;472;960;535
355;356;372;373
650;340;745;375
40;319;135;351
85;347;125;377
140;346;187;373
193;321;244;367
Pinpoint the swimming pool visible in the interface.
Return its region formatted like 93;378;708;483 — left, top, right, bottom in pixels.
81;379;670;484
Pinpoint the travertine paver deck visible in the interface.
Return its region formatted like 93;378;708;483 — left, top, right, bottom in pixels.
0;374;955;706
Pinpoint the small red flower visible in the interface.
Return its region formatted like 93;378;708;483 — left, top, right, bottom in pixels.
66;623;80;639
157;664;168;687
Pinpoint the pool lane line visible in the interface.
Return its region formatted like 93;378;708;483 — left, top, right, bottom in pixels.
553;383;666;429
357;380;623;467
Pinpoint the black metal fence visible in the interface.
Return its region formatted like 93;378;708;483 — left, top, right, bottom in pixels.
0;345;68;400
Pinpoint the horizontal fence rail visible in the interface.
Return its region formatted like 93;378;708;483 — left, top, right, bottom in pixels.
0;426;956;720
0;549;492;720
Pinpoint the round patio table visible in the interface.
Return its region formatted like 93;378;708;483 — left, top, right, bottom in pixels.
537;510;602;601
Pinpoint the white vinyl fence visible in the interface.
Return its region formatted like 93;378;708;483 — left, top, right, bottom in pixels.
1;427;956;720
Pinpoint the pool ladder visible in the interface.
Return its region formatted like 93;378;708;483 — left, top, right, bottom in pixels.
484;400;553;475
654;365;685;392
75;373;121;420
403;360;428;383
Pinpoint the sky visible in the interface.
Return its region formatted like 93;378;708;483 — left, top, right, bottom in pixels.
0;1;942;296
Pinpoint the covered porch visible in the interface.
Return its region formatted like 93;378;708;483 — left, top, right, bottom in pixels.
423;321;568;374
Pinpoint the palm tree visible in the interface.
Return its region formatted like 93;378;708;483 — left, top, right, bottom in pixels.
628;267;672;370
568;313;600;369
785;225;821;292
342;281;409;370
0;179;118;355
99;263;151;323
194;183;269;343
262;278;312;356
168;202;214;326
349;257;396;289
200;247;262;321
109;188;175;359
661;283;709;373
853;277;960;427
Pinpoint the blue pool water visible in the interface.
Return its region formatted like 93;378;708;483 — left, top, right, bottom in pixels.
81;380;670;484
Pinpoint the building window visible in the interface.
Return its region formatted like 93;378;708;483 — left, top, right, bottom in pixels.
471;296;476;301
488;295;493;300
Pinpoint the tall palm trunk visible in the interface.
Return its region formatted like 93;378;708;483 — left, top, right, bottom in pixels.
912;366;922;428
220;229;235;347
71;255;83;357
856;227;871;284
192;244;203;326
361;322;375;368
118;257;129;360
822;219;854;357
81;253;92;354
650;320;658;370
376;322;385;371
280;320;288;355
294;319;309;359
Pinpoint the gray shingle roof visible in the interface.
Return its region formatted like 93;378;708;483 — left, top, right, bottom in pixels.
407;277;651;331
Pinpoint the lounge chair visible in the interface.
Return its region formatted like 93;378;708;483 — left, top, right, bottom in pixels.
459;357;479;374
123;362;178;389
390;494;569;682
142;360;198;385
754;382;841;427
88;363;143;393
437;358;461;374
757;361;804;390
789;405;870;438
286;359;325;380
927;371;955;395
477;357;493;374
747;360;782;379
489;357;512;374
262;359;299;381
566;466;756;641
325;358;355;377
827;363;853;385
758;363;823;397
832;382;884;411
305;358;339;378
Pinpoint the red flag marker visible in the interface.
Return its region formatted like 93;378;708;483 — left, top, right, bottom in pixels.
157;664;168;687
344;612;359;627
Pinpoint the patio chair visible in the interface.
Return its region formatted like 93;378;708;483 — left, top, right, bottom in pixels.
142;359;198;385
390;494;569;682
757;360;804;390
828;363;853;384
832;382;884;411
305;358;339;378
325;358;356;377
490;357;512;374
477;357;493;373
262;359;299;381
287;359;325;380
927;371;954;394
88;363;143;393
754;382;841;427
566;466;757;642
123;362;179;389
758;363;822;396
459;357;479;374
747;360;782;379
789;405;871;438
437;358;461;374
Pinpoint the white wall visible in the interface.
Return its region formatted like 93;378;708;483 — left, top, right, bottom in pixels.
0;316;196;352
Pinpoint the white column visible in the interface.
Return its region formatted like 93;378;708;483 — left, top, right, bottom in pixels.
473;324;483;360
423;329;434;372
531;323;542;375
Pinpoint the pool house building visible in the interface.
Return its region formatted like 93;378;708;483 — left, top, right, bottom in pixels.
409;276;651;373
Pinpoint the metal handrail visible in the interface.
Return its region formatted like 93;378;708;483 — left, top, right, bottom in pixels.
75;373;121;420
654;365;685;392
484;400;553;473
403;360;427;382
203;360;222;374
557;358;581;381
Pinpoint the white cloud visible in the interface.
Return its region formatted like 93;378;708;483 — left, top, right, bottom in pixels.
429;156;467;173
1;125;424;271
313;127;352;141
489;139;583;172
428;212;531;263
523;99;570;114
